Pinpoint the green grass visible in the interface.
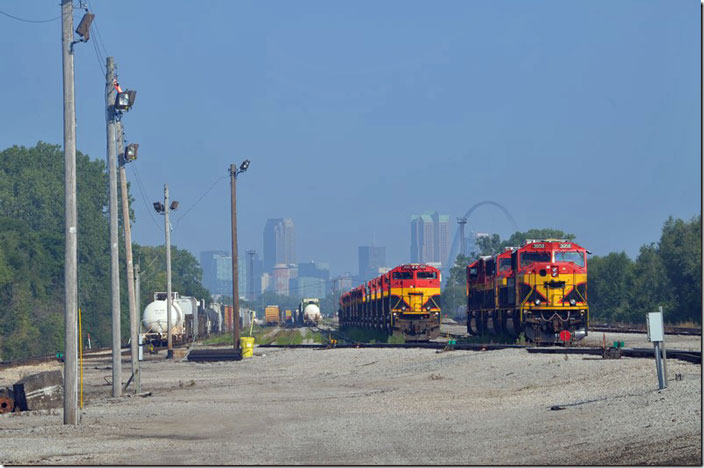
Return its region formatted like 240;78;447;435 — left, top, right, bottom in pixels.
274;330;303;345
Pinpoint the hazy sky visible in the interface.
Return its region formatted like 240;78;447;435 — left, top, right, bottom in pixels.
1;0;700;276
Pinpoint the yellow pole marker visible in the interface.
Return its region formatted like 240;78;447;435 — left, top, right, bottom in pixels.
79;308;83;409
249;310;255;337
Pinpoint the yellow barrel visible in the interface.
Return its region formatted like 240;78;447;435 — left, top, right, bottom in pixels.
241;336;255;358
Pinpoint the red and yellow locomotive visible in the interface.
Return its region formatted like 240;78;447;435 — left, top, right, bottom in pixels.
466;240;589;344
339;264;442;341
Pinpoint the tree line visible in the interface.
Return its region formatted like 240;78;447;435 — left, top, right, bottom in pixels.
0;143;209;360
441;220;701;326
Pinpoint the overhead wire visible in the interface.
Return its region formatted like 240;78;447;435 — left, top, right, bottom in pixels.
129;164;163;233
174;174;229;228
0;9;61;23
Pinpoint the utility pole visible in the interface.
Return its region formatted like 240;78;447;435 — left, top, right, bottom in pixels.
229;160;250;350
230;165;241;350
164;185;173;359
61;0;78;425
457;217;468;258
119;157;139;393
106;56;121;397
135;263;141;324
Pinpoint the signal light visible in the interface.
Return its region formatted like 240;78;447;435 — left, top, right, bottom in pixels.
115;90;137;111
124;143;139;162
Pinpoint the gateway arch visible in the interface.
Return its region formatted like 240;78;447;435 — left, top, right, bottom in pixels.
445;201;519;270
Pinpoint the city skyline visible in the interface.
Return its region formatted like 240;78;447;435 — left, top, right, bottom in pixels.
4;1;695;277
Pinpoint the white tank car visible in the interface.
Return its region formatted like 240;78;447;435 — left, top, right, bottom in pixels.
142;299;184;335
303;303;321;325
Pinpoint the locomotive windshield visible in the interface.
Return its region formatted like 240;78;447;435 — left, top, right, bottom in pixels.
520;252;551;267
554;251;585;267
499;258;512;272
392;271;413;279
417;271;437;279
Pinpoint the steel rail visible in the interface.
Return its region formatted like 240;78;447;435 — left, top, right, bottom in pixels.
257;341;701;364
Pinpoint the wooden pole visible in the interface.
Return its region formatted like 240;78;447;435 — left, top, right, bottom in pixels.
119;165;140;392
230;165;240;350
106;56;121;397
165;184;173;359
61;0;79;425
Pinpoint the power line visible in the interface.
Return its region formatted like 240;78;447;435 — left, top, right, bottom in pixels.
129;164;163;233
0;9;61;23
86;0;109;58
174;174;228;227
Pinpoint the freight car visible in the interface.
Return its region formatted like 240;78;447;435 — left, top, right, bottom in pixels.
339;264;442;341
297;298;322;326
141;292;186;347
265;305;281;326
466;239;589;344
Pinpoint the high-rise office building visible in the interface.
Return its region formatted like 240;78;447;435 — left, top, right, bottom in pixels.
263;218;296;273
410;212;450;267
200;250;232;296
358;246;386;281
294;261;330;298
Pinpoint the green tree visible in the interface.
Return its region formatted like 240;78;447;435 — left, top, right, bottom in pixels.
657;216;701;323
133;244;211;308
587;252;634;323
440;254;470;318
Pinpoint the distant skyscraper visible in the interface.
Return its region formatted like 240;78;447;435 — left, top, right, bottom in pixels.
410;212;450;267
434;212;450;267
295;261;330;297
358;246;386;281
263;218;296;273
200;250;232;296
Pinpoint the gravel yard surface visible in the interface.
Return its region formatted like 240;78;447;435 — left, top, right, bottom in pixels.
1;343;701;465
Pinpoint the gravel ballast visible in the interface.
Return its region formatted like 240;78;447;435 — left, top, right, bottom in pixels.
0;342;701;465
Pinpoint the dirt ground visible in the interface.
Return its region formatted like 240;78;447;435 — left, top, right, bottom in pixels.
1;332;701;466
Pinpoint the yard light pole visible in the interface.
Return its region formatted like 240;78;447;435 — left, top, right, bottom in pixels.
154;187;178;359
230;160;250;351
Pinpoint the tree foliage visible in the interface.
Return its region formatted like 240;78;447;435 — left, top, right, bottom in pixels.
440;254;470;318
588;216;701;324
0;143;209;360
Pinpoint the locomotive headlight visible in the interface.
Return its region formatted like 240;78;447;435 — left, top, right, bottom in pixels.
534;299;541;305
569;299;576;306
401;306;407;311
426;306;431;311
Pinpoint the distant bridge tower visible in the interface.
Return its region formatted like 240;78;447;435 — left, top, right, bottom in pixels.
457;217;468;257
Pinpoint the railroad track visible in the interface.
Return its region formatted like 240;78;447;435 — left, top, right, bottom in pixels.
257;341;701;364
0;341;191;371
268;325;701;364
589;323;701;336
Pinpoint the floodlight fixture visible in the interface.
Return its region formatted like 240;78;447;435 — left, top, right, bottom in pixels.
239;160;250;172
115;90;137;111
153;202;164;213
124;143;139;162
75;13;95;41
170;201;179;211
